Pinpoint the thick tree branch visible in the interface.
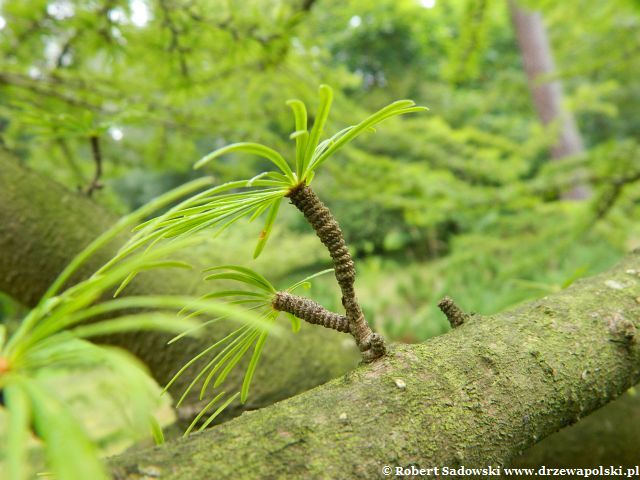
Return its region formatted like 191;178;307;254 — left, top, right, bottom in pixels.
111;251;640;477
513;389;640;468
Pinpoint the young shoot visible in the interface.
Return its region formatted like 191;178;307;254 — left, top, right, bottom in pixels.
165;266;336;435
120;84;427;433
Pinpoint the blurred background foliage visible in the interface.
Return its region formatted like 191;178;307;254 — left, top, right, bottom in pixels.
0;0;639;346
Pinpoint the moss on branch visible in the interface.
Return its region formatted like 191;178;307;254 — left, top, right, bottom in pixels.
111;250;640;478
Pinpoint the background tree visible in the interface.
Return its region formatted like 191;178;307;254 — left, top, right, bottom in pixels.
508;0;587;199
509;1;584;160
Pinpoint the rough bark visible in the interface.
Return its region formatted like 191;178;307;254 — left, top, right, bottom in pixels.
111;251;640;478
438;296;471;328
0;150;359;420
509;1;588;200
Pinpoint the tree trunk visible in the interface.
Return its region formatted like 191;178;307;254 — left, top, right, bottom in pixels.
111;251;640;477
0;150;359;421
509;1;588;200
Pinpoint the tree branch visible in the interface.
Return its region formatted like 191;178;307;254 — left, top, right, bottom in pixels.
4;149;640;466
513;389;640;468
111;251;640;477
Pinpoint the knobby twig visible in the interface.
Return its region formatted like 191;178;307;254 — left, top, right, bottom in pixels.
272;291;350;333
286;184;386;362
438;296;470;328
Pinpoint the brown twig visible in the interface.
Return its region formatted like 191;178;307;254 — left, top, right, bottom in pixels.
287;184;385;362
85;135;104;196
438;296;470;328
272;291;350;333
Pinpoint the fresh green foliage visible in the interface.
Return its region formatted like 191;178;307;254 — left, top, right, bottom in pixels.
127;84;425;260
0;181;272;480
164;266;334;435
149;414;165;446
